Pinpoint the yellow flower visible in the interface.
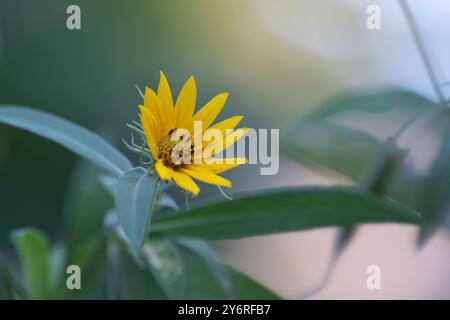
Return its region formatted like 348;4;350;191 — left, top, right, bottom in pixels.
139;72;249;196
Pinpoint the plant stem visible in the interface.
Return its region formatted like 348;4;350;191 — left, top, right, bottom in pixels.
106;235;121;300
184;192;190;211
399;0;447;106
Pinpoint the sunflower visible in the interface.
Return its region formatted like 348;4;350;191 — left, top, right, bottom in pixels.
138;72;248;196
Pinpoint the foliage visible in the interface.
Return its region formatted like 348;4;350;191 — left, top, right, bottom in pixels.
0;102;428;299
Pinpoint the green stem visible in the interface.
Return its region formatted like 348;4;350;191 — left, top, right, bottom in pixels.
184;192;190;211
105;236;120;300
399;0;447;106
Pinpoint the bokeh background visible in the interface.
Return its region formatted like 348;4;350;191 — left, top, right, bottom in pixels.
1;0;450;299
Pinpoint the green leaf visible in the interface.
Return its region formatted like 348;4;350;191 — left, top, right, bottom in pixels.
62;232;108;299
377;109;450;245
114;167;159;259
151;187;423;239
63;161;114;247
156;193;179;211
179;245;280;299
415;111;450;243
126;236;279;299
99;174;118;195
119;240;166;299
0;106;132;177
10;227;51;299
105;236;123;299
0;252;27;299
283;121;383;181
142;238;185;299
49;243;67;297
225;267;280;299
306;90;435;120
283;90;439;181
176;238;233;298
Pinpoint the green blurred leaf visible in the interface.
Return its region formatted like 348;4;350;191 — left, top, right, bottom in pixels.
0;252;27;299
114;167;159;259
151;187;423;239
156;193;179;211
120;242;166;299
98;174;175;211
415;111;450;243
127;236;279;299
10;227;51;299
105;235;123;299
283;90;439;181
306;90;435;119
63;161;114;246
333;139;407;260
99;174;118;195
176;238;233;298
377;109;450;244
179;245;280;299
142;238;185;299
0;106;132;177
62;231;108;299
283;121;383;181
49;243;67;297
423;113;450;222
225;267;280;299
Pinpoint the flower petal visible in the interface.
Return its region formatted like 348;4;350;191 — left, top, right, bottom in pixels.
197;128;249;159
184;158;248;173
155;160;173;182
144;87;168;137
192;115;243;152
193;92;228;130
158;71;176;130
175;76;196;132
181;168;232;188
139;108;159;158
158;71;174;108
209;115;243;134
172;170;200;196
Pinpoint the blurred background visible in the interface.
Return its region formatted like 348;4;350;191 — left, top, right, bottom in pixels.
1;0;450;299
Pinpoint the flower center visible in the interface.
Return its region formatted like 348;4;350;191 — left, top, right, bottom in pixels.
156;129;194;167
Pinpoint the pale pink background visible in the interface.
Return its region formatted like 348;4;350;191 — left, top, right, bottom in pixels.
214;0;450;299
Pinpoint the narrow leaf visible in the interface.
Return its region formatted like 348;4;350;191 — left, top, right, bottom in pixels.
307;90;435;120
0;252;27;299
179;245;280;299
0;106;132;177
10;228;51;299
142;238;185;299
114;167;159;259
283;121;383;181
151;187;423;239
283;90;439;182
226;267;280;299
416;111;450;244
176;238;234;299
156;193;179;211
63;161;114;247
49;243;67;297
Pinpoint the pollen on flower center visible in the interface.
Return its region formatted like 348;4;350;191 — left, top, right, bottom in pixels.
156;129;194;167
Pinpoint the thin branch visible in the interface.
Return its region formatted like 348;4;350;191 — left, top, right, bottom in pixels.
399;0;447;106
184;192;191;211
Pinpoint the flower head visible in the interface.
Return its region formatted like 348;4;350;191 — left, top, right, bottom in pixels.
139;72;248;196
